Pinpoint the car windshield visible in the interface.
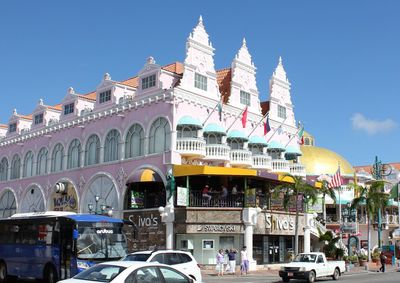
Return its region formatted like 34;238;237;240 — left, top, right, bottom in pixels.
74;264;126;282
293;254;317;263
122;253;151;261
76;222;127;260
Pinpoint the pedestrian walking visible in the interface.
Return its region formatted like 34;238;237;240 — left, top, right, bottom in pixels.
216;249;225;276
225;248;237;275
379;252;387;272
240;246;249;275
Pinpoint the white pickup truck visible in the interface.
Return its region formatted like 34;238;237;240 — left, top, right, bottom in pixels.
279;252;346;283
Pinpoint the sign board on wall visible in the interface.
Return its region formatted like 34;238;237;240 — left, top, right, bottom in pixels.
177;187;189;206
263;213;304;235
49;182;78;212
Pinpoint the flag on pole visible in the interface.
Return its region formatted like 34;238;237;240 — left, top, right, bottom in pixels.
328;168;343;188
297;125;304;145
264;117;271;135
241;107;248;128
217;101;223;121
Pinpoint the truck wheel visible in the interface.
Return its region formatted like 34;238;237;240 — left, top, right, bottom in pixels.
332;268;340;280
44;265;58;283
282;276;290;282
0;261;7;283
307;270;316;283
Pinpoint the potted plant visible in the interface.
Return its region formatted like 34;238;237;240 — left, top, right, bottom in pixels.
342;255;349;265
358;254;368;266
349;255;359;266
371;249;380;264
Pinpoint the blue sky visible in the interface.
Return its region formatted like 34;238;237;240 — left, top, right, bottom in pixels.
0;0;398;166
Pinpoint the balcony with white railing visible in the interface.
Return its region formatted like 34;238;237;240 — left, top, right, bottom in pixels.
271;159;290;174
176;138;206;158
230;149;252;167
252;154;272;170
289;163;307;177
203;144;230;162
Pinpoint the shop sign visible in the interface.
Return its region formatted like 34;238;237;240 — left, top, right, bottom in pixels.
265;213;295;233
341;222;357;234
197;224;236;233
177;187;189;207
49;183;77;212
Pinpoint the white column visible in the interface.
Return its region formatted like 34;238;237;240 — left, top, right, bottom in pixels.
242;207;261;270
304;213;312;253
159;204;174;250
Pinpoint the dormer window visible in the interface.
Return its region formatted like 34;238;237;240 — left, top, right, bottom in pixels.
34;113;43;125
195;73;207;91
278;105;286;119
99;90;111;103
9;123;17;133
142;74;156;90
64;103;74;115
240;90;251;106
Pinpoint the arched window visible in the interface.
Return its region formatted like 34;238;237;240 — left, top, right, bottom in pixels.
304;138;310;146
177;125;197;138
204;133;222;144
0;190;16;218
85;134;100;166
249;144;263;155
36;147;48;175
51;143;64;172
0;158;8;181
104;129;120;162
67;139;81;169
125;124;144;158
228;138;244;150
149;117;170;154
23;151;34;177
10;154;21;180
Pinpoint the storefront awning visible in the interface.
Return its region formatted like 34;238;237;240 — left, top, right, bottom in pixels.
173;165;257;177
128;169;162;182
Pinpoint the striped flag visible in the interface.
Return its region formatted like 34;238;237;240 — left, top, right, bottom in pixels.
297;124;304;145
328;168;343;188
264;117;271;135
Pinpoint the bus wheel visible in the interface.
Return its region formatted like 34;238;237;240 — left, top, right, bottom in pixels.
44;265;58;283
0;261;7;283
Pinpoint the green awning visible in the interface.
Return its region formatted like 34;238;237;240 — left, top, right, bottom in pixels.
248;135;268;146
267;140;286;151
285;145;302;156
177;116;203;129
203;123;226;134
227;130;248;141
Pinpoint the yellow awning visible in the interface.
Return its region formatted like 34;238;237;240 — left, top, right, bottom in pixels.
128;168;162;183
173;165;257;177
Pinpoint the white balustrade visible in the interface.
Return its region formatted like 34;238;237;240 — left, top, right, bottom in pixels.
230;149;252;167
271;159;290;173
204;144;230;161
176;138;206;158
252;155;272;170
289;163;307;177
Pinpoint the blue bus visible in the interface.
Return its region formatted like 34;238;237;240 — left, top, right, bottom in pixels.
0;211;127;283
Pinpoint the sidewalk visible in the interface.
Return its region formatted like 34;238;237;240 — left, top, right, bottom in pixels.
201;262;399;278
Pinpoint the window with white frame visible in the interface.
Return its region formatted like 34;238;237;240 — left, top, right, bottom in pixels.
85;134;100;166
0;158;8;181
67;139;81;169
249;144;263;155
204;133;222;145
34;113;43;125
195;73;207;91
23;151;34;178
142;74;156;90
240;90;251;106
9;123;17;133
36;147;48;175
177;125;197;139
51;143;64;172
104;129;120;162
99;90;112;103
149;117;171;154
227;138;244;150
125;124;144;158
64;103;74;115
10;154;21;180
0;190;16;218
278;105;286;119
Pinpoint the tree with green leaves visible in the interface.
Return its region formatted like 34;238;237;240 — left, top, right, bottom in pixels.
273;174;319;255
318;179;337;223
350;180;389;261
318;229;344;259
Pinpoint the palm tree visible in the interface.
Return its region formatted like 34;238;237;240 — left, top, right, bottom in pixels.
273;174;319;255
318;230;344;259
318;179;337;224
351;180;389;261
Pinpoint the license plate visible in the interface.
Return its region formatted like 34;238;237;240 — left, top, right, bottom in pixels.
287;272;293;277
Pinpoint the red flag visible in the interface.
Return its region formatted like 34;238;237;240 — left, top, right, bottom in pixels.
241;107;248;128
298;136;304;145
264;117;271;135
328;168;343;188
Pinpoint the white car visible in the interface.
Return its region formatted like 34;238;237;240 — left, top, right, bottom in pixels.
121;250;202;282
58;261;196;283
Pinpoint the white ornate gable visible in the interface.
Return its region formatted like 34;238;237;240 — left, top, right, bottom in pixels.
181;16;219;99
61;87;78;103
230;39;261;114
269;57;296;128
96;73;116;91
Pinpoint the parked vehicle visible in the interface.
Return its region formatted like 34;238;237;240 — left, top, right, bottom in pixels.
279;252;346;283
58;261;195;283
0;212;127;283
122;250;202;282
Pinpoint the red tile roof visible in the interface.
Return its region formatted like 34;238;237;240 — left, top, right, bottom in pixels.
260;101;270;116
0;124;7;129
19;114;32;120
217;68;231;103
354;163;400;173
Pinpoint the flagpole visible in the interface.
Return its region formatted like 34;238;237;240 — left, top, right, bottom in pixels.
226;107;246;133
283;124;303;148
338;162;342;242
247;112;269;138
202;100;220;126
266;116;288;143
